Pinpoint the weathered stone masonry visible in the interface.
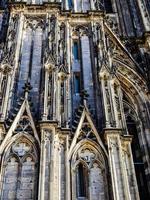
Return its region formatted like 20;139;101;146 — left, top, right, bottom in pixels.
0;0;150;199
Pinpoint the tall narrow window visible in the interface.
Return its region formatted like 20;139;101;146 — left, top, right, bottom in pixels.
61;82;65;113
104;0;113;13
73;41;79;60
74;73;81;94
1;139;39;199
76;163;88;197
0;74;7;118
68;0;73;9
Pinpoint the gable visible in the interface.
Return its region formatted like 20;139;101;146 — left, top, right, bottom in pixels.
0;99;40;154
69;104;108;158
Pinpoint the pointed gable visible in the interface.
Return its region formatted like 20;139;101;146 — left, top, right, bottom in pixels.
69;102;107;157
0;98;40;154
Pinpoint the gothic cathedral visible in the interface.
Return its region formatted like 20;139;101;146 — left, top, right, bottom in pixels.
0;0;150;199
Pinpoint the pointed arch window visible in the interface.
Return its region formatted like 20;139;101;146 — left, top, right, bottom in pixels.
1;138;39;199
76;162;88;198
73;40;79;60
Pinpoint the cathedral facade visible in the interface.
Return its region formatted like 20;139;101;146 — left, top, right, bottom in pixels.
0;0;150;199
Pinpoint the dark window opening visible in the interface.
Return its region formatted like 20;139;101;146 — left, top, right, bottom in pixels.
74;73;81;94
68;0;73;9
76;163;88;197
73;41;79;60
104;0;113;13
61;82;65;112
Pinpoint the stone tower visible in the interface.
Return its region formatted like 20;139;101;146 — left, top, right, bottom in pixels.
0;0;150;199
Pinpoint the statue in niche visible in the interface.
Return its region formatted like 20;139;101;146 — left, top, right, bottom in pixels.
58;23;66;65
48;15;56;57
3;14;19;65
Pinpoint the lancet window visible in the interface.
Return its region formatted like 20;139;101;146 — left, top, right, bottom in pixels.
76;162;88;198
72;144;108;200
1;137;39;199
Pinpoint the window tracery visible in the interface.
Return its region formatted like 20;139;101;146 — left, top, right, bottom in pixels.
1;136;39;199
71;143;108;200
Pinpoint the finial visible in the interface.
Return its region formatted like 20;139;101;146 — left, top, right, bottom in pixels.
80;90;89;105
22;80;32;99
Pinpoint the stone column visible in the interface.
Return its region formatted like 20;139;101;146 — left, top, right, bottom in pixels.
59;137;66;200
121;136;140;200
66;135;71;200
38;129;52;200
71;169;77;200
99;74;112;127
110;79;125;129
52;134;61;200
105;129;126;200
